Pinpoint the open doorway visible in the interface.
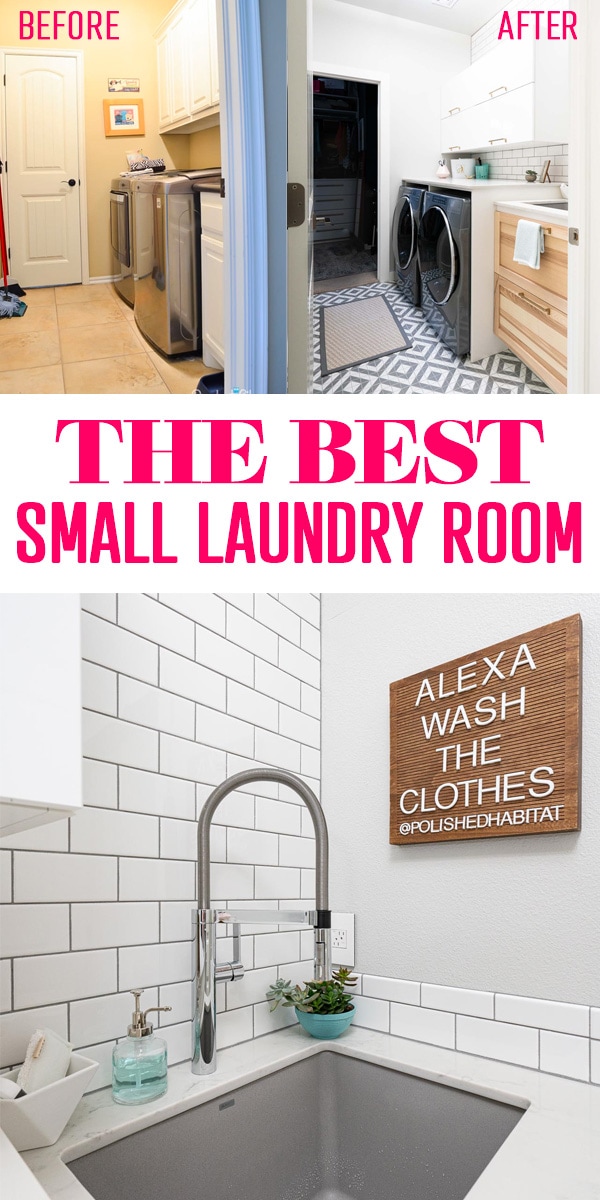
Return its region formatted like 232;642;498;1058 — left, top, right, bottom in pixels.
312;75;378;294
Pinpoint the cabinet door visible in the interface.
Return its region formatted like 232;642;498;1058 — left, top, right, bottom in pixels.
157;29;173;130
475;39;535;107
188;0;213;114
208;0;220;106
481;83;534;148
201;232;225;365
170;9;191;125
440;108;478;154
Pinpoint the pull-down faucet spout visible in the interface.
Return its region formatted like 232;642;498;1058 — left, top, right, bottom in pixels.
192;768;331;1075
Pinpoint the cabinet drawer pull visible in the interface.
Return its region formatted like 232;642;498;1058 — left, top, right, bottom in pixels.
490;137;508;144
449;106;461;115
449;145;461;151
489;86;508;98
517;291;552;315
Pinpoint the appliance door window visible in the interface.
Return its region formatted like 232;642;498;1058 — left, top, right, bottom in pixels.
393;197;416;273
418;206;458;306
110;192;130;268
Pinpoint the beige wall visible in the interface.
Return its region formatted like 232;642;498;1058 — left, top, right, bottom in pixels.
0;1;220;279
189;125;221;167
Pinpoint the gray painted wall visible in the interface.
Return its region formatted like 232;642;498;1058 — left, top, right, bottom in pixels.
259;0;288;394
322;593;600;1004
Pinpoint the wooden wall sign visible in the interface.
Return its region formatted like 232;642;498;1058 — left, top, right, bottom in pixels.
390;615;582;846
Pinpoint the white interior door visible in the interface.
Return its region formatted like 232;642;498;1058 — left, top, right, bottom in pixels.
4;53;82;287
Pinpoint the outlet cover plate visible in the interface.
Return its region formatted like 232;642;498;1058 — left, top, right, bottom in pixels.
331;912;355;967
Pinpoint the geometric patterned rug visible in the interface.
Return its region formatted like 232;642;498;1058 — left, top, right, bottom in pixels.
313;281;553;394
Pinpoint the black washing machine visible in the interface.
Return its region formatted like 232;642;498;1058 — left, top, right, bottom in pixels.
391;184;427;307
418;190;471;357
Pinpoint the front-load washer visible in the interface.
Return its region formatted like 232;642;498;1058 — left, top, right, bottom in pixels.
392;184;427;307
418;190;471;357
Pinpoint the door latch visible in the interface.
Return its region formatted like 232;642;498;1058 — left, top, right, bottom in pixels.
287;182;306;229
569;227;580;246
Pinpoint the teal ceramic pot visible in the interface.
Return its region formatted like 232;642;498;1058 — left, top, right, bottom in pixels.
295;1006;356;1040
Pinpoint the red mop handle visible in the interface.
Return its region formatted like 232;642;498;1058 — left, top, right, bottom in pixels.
0;181;10;290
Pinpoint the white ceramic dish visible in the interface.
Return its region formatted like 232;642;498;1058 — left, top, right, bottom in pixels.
0;1054;98;1152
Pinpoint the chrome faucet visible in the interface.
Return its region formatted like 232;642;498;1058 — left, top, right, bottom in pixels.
192;768;331;1075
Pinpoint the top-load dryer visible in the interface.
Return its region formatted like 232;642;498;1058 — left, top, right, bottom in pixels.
418;190;471;357
392;184;427;308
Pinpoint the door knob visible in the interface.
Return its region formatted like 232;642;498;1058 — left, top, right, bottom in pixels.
61;179;77;186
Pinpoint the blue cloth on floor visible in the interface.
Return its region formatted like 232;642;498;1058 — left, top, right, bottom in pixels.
514;220;545;270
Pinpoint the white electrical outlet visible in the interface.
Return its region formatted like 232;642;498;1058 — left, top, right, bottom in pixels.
331;912;355;965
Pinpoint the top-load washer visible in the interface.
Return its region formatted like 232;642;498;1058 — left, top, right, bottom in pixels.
418;190;471;357
110;177;135;306
392;184;427;307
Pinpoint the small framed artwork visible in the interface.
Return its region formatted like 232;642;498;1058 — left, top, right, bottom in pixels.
108;78;140;93
103;99;145;137
540;158;552;183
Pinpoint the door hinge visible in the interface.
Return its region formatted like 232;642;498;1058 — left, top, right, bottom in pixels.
220;177;226;199
287;182;306;229
569;227;580;246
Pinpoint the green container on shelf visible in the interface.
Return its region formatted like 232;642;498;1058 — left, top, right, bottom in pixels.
475;164;490;179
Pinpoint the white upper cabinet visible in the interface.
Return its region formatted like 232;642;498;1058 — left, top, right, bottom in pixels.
156;0;220;134
0;595;83;836
440;37;567;153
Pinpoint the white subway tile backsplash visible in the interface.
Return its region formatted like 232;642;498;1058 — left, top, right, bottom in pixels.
592;1043;600;1086
14;853;117;904
205;789;254;829
227;828;278;866
0;961;10;1012
391;1003;455;1049
227;608;278;664
278;594;320;627
255;660;301;707
196;706;254;757
119;594;194;658
70;990;157;1047
255;797;301;836
218;594;253;615
363;976;421;1005
352;995;389;1033
14;950;117;1009
160;902;195;943
300;620;320;659
301;745;320;779
1;819;69;853
71;903;159;950
160;1021;191;1065
540;1031;590;1082
83;710;158;772
82;661;117;716
227;681;278;732
158;980;193;1026
81;594;117;622
254;594;301;644
300;683;320;719
81;612;158;685
120;767;195;820
160;817;197;862
278;835;315;869
421;984;494;1020
216;1005;253;1049
253;999;297;1036
254;932;300;970
78;1040;114;1092
159;593;225;635
457;1016;539;1069
495;994;589;1037
279;705;320;749
70;807;159;859
119;858;195;902
279;641;320;687
255;729;301;773
0;1005;69;1069
591;1009;600;1040
211;862;255;899
301;869;316;900
118;942;193;991
0;905;70;958
82;759;118;810
160;653;225;718
195;625;254;685
160;734;226;786
255;867;300;900
119;677;195;740
226;967;274;1010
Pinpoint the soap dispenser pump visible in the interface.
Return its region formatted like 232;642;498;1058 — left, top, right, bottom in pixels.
112;990;172;1106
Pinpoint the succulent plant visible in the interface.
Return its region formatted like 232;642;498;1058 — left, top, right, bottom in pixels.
266;967;358;1015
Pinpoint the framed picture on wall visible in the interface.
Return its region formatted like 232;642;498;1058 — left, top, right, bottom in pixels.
103;99;145;137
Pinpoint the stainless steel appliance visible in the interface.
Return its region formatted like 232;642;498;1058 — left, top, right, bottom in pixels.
110;177;135;306
132;169;221;356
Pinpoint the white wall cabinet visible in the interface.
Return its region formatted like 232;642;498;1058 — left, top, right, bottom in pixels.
440;37;567;154
201;192;225;368
0;595;83;836
156;0;220;135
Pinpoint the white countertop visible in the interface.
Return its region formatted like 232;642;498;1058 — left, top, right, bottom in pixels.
495;199;569;226
17;1027;600;1200
407;179;563;193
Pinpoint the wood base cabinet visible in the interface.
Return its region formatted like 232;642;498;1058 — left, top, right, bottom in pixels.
494;211;568;394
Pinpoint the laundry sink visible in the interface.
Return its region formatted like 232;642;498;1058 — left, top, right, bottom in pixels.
530;200;568;210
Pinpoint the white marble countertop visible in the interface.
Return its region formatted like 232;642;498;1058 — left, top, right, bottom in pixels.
495;199;569;226
18;1027;600;1200
406;179;563;193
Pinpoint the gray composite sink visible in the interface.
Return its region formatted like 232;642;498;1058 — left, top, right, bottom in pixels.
530;200;569;210
68;1052;524;1200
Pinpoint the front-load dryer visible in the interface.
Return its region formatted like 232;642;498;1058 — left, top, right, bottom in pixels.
418;190;471;357
392;184;427;307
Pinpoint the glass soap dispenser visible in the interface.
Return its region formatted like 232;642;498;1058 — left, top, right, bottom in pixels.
112;989;172;1106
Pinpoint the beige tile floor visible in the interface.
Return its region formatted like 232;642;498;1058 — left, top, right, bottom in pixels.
0;283;213;394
